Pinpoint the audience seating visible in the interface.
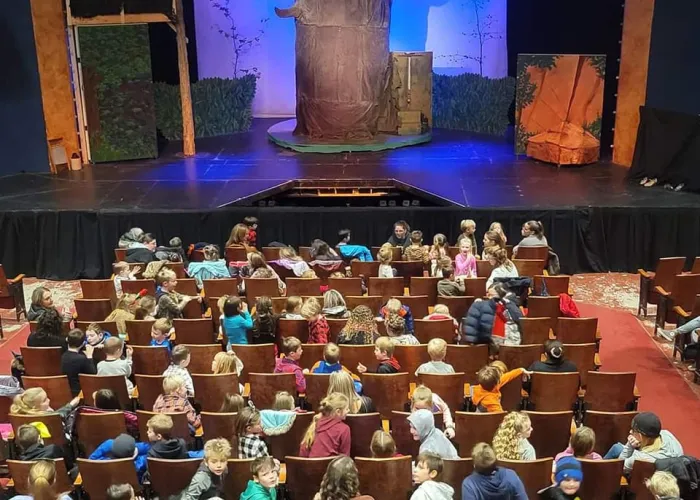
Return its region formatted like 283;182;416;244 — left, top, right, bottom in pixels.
262;247;281;261
513;259;544;279
351;261;380;279
655;272;700;330
638;257;686;317
125;320;155;346
395;295;429;318
414;318;454;343
526;296;561;328
368;277;404;301
579;459;624;499
183;344;222;374
583;411;637;455
304;373;330;410
627;459;657;500
209;296;224;332
225;246;247;262
244;278;281;301
173;318;216;344
0;396;12;424
499;373;525;411
201;411;237;445
133;374;164;411
355;456;413;500
74;298;113;322
328;277;363;297
361;373;410;419
345;295;383;315
393;261;425;286
8;459;72;495
393;345;429;383
201;278;239;299
499;458;553;500
285;456;335;500
514;246;549;267
345;412;382;458
114;248;127;261
390;410;419;457
454;412;504;456
192;373;239;411
224;458;255;499
131;346;170;375
463;278;487;299
498;344;543;373
526;410;573;458
672;293;700;359
299;247;312;262
137;410;191;444
23;376;72;408
442;458;473;496
233;344;276;383
300;344;326;372
29;320;72;335
340;345;379;373
147;458;200;497
278;318;309;343
476;260;494;278
80;279;118;307
371;246;402;262
249;373;297;409
436;296;475;321
79;374;130;408
584;371;637;411
76;411;128;456
327;318;348;343
518;317;552;345
76;457;141;500
0;264;27;321
409;277;440;305
9;413;66;447
564;343;598;385
20;347;63;376
446;344;489;385
556;317;598;344
533;275;570;296
121;279;156;296
691;256;700;275
268;411;314;461
528;373;579;412
166;262;187;278
287;278;322;297
418;373;466;411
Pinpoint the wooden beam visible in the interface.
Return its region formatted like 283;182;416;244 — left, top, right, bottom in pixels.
69;13;170;26
175;0;195;156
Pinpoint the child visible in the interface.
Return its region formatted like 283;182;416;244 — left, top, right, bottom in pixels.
162;344;194;397
222;296;253;347
301;269;318;279
301;297;329;344
429;234;449;276
403;230;430;263
220;393;245;413
646;471;681;500
457;219;478;255
61;328;96;396
243;216;259;248
314;456;373;500
472;361;531;413
134;295;156;320
181;438;231;500
423;304;459;333
236;407;270;458
85;323;111;348
252;296;278;345
437;267;465;297
411;452;454;500
411;385;455;439
385;313;419;346
89;433;150;480
97;337;134;395
370;429;399;458
260;391;300;437
379;298;415;334
407;409;458;459
150;318;173;352
489;221;508;244
539;457;583;500
299;393;351;458
282;296;304;319
356;336;401;374
155;268;201;320
153;376;201;430
462;443;527;499
554;426;603;467
146;413;204;459
241;456;279;500
17;424;64;461
415;338;455;376
454;238;477;278
106;484;138;500
377;247;394;278
113;262;139;298
492;411;535;460
274;336;306;393
311;343;362;393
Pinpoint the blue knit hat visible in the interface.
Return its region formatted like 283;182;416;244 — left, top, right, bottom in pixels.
554;456;583;484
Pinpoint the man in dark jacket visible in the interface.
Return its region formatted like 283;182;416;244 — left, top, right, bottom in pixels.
460;284;522;344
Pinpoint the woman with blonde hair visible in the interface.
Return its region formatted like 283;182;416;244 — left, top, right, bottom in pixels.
322;290;350;319
299;393;351;457
337;306;379;345
492;412;535;460
11;388;80;422
10;459;71;500
327;371;374;414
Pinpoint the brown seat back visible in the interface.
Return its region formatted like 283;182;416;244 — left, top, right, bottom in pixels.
299;344;326;371
137;410;191;443
691;257;700;275
244;278;280;301
463;278;487;299
278;318;309;344
209;296;224;332
201;411;237;445
368;277;405;301
513;259;544;278
133;374;164;411
8;459;72;495
173;318;216;345
360;373;409;419
409;277;440;306
131;346;170;375
563;343;597;385
225;246;248;262
183;344;223;374
355;456;413;500
304;373;331;410
79;374;130;408
76;458;140;500
121;279;156;297
192;373;239;411
579;459;624;499
498;458;553;500
22;376;73;408
442;458;473;495
10;413;66;447
74;298;113;322
627;459;657;500
414;318;454;344
436;296;475;321
583;410;637;455
445;344;489;385
529;372;579;411
224;458;254;499
351;261;381;279
339;345;379;373
393;345;429;383
527;296;561;319
147;458;201;497
285;456;335;500
519;317;552;345
515;246;549;266
396;295;429;318
249;373;297;408
454;412;504;456
20;347;63;376
345;296;383;316
393;261;425;286
476;260;494;278
176;278;199;296
345;412;382;458
166;262;187;278
653;257;688;290
298;247;312;262
327;318;348;343
125;320;155;346
418;373;466;411
287;278;322;297
262;247;281;261
557;317;598;344
533;275;570;296
233;344;275;384
670;273;700;310
80;280;118;307
267;411;315;461
114;249;127;261
584;371;636;411
498;344;544;374
328;277;362;297
76;411;127;455
525;410;573;458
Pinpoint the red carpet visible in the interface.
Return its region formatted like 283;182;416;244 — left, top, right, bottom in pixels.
0;324;30;375
581;303;700;456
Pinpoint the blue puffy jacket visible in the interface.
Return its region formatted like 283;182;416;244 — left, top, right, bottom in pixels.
460;298;521;344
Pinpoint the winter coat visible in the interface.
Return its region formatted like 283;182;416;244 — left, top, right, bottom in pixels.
406;409;458;459
655;455;700;500
461;467;528;500
410;480;454;500
461;298;521;344
126;247;157;264
178;461;227;500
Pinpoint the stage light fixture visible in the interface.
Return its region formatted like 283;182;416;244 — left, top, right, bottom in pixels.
268;201;276;207
402;200;410;207
379;200;387;207
389;200;396;207
411;200;420;206
258;201;265;206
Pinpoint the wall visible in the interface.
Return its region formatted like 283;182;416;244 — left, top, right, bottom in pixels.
0;0;49;174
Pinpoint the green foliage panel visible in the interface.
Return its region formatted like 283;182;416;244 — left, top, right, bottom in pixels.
433;73;516;136
154;76;257;140
78;25;157;162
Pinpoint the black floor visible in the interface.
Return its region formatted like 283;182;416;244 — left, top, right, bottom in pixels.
1;118;698;211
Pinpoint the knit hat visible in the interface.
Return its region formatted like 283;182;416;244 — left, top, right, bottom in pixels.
554;456;583;484
111;433;136;458
632;412;662;438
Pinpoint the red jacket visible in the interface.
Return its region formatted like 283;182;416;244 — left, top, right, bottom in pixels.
274;357;306;393
308;316;329;344
299;416;351;458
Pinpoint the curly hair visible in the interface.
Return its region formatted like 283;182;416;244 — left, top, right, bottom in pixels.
492;412;531;460
384;313;406;337
317;456;361;500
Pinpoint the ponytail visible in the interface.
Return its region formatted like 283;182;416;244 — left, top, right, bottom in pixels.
525;220;545;239
29;460;58;500
300;393;349;450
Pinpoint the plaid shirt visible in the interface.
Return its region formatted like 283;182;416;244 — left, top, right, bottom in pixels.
162;364;194;397
153;394;201;428
238;434;269;459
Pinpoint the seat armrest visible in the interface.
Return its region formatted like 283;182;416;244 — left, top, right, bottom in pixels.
594;353;601;367
654;286;671;296
638;269;652;278
7;273;25;284
674;306;691;318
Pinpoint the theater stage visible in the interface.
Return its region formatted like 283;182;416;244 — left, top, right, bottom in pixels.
1;119;699;280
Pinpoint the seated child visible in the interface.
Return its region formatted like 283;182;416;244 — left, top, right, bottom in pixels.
357;336;401;375
96;338;134;396
301;297;329;344
377;247;395;278
299;393;351;458
260;391;300;438
134;295;156;321
274;336;306;393
311;343;362;393
181;438;231;500
241;456;280;500
554;426;602;469
646;471;680;500
252;296;278;345
407;409;458;459
153;376;201;430
454;238;477;279
222;296;253;347
89;433;149;481
155;268;201;321
403;230;430;263
61;328;97;396
220;393;246;413
492;412;535;460
106;483;139;500
379;298;414;333
236;407;270;459
423;304;459;332
86;323;111;348
415;339;455;376
539;457;583;500
437;267;466;297
150;318;173;352
370;430;400;458
17;424;64;461
162;344;194;397
471;361;531;413
411;385;455;439
282;296;304;319
411;452;454;500
146;414;203;459
385;313;419;346
113;261;139;298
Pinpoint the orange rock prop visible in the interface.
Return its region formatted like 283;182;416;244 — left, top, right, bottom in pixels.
527;122;600;165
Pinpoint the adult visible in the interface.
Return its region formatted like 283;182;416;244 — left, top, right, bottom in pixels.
513;220;548;256
461;443;528;500
309;239;341;261
313;456;375;500
322;290;350;319
226;223;256;253
481;230;506;260
386;220;411;248
337;306;379;345
484;246;518;289
118;227;145;249
528;340;578;373
327;371;374;414
460;284;522;346
126;233;158;264
187;245;230;289
27;287;59;321
9;459;72;500
27;308;67;351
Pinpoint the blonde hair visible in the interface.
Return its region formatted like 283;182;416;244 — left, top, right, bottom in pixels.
301;393;349;450
27;459;58;500
114;293;139;313
646;471;680;498
570;426;596;457
370;430;396;458
301;297;322;319
492;412;531;460
484;246;513;270
284;296;303;314
472;443;497;473
148;413;174;438
103;337;124;356
212;351;242;375
385;299;402;313
490;360;508;375
162;375;185;395
323;290;346;310
114;261;129;273
220;393;245;413
323;343;340;364
279;247;300;261
375;336;394;357
217;295;229;314
460;219;476;232
432;304;450;316
328;371;362;413
378;247;393;265
273;391;295;411
152;318;171;334
411;385;434;411
156;269;177;286
203;437;232;461
301;270;318;279
427;338;447;360
11;388;48;415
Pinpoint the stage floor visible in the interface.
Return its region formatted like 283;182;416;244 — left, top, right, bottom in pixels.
2;118;699;211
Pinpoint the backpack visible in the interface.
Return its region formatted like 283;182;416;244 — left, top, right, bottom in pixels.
559;293;580;318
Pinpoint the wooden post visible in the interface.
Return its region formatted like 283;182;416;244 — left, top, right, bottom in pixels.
175;0;195;156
